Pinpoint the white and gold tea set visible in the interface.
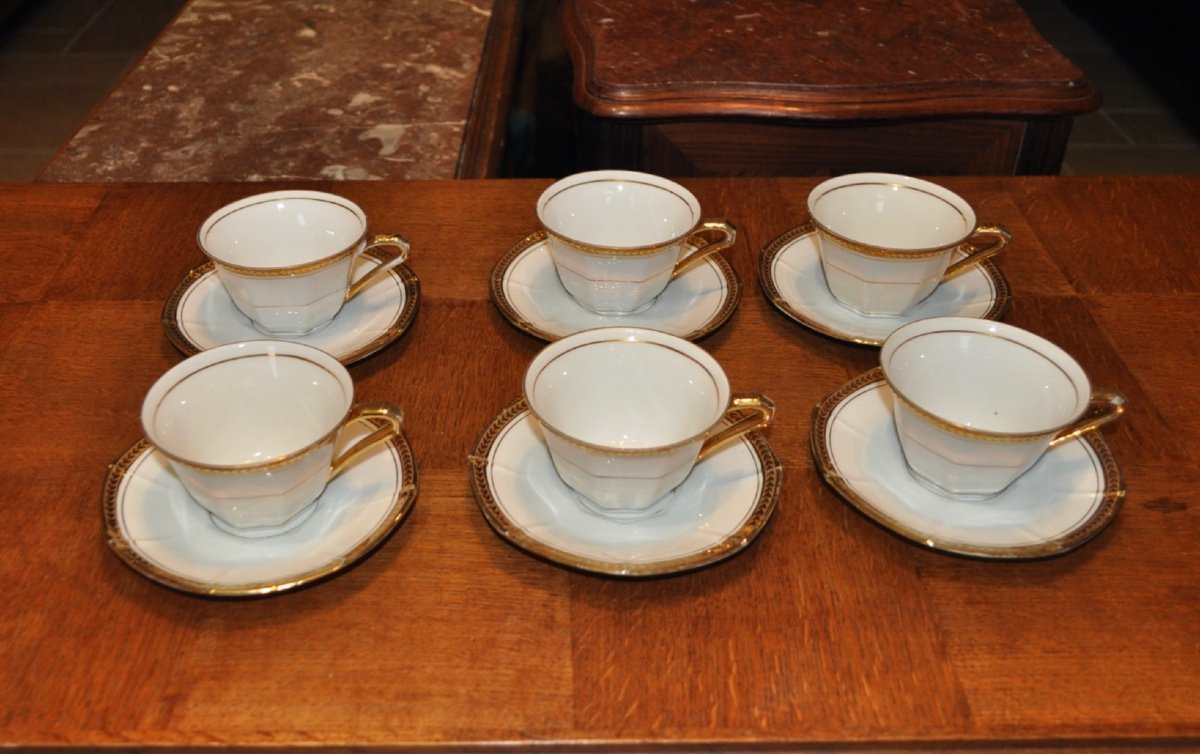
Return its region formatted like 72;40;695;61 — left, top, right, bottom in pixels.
103;172;1126;596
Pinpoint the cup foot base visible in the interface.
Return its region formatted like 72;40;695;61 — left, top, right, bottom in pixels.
566;293;660;317
829;295;929;319
906;467;1009;503
249;318;337;338
571;489;674;522
208;501;320;538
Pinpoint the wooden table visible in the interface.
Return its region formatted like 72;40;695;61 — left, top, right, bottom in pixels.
1;177;1197;751
560;0;1100;176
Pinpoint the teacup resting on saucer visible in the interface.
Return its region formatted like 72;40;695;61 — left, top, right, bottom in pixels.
199;190;410;336
523;326;774;517
537;170;736;315
880;317;1125;501
808;173;1010;318
141;340;403;536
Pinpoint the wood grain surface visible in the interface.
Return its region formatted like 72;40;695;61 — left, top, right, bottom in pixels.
558;0;1098;176
560;0;1099;120
0;177;1196;751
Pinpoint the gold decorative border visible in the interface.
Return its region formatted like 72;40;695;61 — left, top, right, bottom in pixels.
201;194;364;275
467;397;782;577
809;369;1125;560
757;222;1010;347
539;176;697;256
809;179;970;258
524;336;728;456
811;224;955;259
886;333;1081;442
103;429;418;597
212;245;358;277
489;229;740;342
162;246;420;365
545;228;676;257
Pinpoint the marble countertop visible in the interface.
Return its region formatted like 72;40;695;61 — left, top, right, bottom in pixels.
40;0;496;182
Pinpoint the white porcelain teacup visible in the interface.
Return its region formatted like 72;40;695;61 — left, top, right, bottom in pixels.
523;326;774;516
199;190;411;335
808;173;1011;317
537;170;736;315
880;317;1125;501
141;340;403;535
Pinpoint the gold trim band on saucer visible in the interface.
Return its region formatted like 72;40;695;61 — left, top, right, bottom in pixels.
809;369;1124;560
102;431;419;597
467;397;782;577
755;222;1012;347
488;230;741;343
161;245;421;365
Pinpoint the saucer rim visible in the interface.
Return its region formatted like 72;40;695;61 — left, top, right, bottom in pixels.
162;246;421;365
758;222;1011;346
489;229;741;342
810;368;1125;559
102;430;418;597
468;396;782;577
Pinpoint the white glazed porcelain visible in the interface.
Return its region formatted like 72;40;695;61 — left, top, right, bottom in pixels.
141;340;403;533
759;222;1010;346
491;230;740;341
164;247;419;364
811;370;1124;559
536;171;736;314
807;173;1010;317
523;327;773;514
104;422;417;596
880;317;1125;500
468;399;781;576
199;190;410;335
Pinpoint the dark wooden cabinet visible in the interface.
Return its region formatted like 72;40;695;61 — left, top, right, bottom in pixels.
560;0;1099;175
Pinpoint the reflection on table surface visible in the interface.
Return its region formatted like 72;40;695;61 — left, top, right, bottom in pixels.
1;176;1197;752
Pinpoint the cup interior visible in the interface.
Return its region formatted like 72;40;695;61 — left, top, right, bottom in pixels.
145;345;351;466
884;325;1089;434
810;176;973;250
527;333;726;449
538;172;699;248
200;192;366;268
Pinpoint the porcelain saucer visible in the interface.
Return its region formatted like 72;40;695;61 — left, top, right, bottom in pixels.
163;247;420;364
811;369;1124;559
103;423;418;596
468;397;782;576
759;222;1011;346
490;230;741;341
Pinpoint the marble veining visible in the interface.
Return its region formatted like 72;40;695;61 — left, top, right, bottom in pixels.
40;0;493;182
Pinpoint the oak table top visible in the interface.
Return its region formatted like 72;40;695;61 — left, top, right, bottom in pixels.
1;177;1197;751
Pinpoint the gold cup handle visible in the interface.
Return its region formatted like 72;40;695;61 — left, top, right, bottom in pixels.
671;220;738;279
345;234;411;301
1048;390;1126;449
695;393;775;464
941;224;1011;282
329;402;404;480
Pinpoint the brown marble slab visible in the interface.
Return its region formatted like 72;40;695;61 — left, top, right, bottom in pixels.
39;0;498;182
